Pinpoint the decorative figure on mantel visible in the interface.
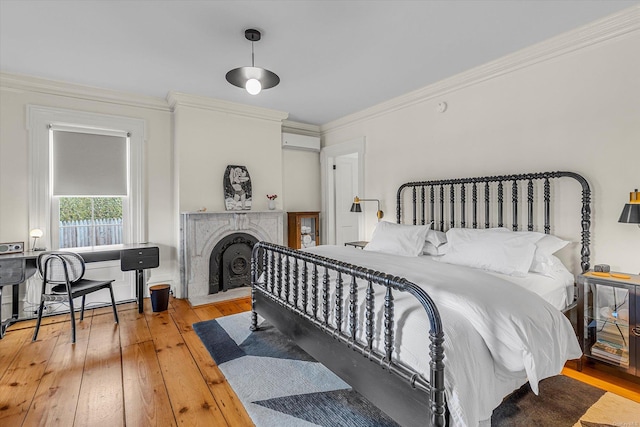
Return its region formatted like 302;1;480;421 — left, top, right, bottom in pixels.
224;165;252;210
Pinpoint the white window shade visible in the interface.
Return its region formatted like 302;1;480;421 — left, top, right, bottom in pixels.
53;130;128;196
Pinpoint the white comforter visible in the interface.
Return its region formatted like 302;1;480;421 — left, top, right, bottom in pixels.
301;245;582;427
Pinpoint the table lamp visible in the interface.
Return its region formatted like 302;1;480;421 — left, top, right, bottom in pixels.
29;228;45;251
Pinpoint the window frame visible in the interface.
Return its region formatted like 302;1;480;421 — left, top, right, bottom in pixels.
28;106;145;250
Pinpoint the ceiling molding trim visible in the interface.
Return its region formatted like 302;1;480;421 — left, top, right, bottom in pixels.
282;120;321;137
0;72;170;112
321;5;640;134
167;91;288;123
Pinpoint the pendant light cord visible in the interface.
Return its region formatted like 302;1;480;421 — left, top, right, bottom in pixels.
251;41;255;67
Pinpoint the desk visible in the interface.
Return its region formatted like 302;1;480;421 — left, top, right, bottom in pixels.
0;243;158;338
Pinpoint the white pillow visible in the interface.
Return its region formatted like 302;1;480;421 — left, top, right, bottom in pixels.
422;229;448;255
529;234;571;275
436;227;544;276
422;241;440;256
364;221;431;257
426;229;447;247
507;231;571;275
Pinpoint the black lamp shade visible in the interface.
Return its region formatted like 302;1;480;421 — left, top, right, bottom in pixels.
225;66;280;90
350;202;362;213
619;203;640;224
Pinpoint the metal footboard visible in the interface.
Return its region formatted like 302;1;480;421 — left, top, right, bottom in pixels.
251;241;446;427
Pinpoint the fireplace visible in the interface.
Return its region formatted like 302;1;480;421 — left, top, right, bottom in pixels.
180;211;283;305
209;232;258;294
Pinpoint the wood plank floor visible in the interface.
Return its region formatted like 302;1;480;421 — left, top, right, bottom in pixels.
0;297;253;427
1;296;639;426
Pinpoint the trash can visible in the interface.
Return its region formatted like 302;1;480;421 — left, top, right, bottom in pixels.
149;284;171;312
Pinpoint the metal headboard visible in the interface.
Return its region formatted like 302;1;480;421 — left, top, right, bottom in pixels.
396;171;591;273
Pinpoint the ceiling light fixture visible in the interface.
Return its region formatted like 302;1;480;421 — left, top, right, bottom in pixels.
226;29;280;96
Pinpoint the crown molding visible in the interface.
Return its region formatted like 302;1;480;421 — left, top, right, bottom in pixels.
282;120;321;137
321;5;640;134
0;72;170;112
167;91;288;123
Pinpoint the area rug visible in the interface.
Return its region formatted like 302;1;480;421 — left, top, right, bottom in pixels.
193;312;640;427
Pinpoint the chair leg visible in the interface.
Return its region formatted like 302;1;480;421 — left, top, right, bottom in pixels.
32;299;45;342
69;297;76;344
108;285;119;324
80;295;86;321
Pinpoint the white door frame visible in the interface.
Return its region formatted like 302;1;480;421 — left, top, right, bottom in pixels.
320;137;365;245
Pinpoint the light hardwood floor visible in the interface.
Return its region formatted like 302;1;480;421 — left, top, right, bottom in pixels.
1;296;638;426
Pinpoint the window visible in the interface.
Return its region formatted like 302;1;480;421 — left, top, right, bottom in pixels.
28;106;144;250
49;127;129;249
58;197;124;248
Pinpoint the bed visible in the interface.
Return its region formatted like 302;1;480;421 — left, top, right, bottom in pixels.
249;171;591;427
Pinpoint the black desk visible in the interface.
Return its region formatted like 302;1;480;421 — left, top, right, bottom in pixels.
0;243;158;338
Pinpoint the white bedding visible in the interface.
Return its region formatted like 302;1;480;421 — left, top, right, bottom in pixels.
298;245;582;427
486;270;574;311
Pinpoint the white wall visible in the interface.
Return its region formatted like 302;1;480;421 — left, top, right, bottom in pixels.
282;148;321;212
0;77;322;307
322;27;640;273
169;94;287;213
0;76;176;285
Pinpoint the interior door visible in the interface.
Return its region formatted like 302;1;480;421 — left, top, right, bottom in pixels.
334;154;359;246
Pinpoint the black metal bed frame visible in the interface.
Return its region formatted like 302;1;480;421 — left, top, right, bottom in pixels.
397;171;592;273
250;171;591;427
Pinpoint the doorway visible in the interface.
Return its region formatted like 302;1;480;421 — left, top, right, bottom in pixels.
321;137;365;245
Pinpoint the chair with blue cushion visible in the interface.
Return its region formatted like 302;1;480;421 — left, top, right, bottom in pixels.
32;251;119;343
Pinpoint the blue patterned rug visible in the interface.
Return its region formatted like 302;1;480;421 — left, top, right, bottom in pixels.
193;312;640;427
193;311;398;427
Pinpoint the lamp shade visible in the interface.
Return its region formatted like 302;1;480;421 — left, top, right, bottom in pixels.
619;204;640;224
29;228;44;238
350;196;362;212
225;66;280;92
619;189;640;224
226;29;280;95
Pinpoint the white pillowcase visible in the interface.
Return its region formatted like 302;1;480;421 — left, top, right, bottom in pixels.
426;229;447;247
527;234;570;276
364;221;431;257
436;228;544;276
423;229;448;256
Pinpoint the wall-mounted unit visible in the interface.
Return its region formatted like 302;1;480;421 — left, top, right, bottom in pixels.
282;132;321;152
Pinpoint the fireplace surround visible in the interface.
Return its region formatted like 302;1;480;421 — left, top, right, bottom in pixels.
180;211;283;306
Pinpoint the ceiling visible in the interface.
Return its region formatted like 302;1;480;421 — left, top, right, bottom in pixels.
0;1;637;125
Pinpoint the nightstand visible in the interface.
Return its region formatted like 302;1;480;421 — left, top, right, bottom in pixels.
578;271;640;377
344;241;368;249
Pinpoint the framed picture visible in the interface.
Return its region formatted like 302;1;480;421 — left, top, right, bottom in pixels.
224;165;252;210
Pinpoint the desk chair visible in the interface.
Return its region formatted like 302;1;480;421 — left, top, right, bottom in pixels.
33;252;119;343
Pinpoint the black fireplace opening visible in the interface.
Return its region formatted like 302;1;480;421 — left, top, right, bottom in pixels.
209;232;258;294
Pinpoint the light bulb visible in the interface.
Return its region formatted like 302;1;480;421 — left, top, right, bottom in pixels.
246;78;261;95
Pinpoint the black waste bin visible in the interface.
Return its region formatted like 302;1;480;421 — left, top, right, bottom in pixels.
149;284;170;312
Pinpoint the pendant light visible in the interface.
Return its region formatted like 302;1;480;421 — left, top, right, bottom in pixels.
226;29;280;95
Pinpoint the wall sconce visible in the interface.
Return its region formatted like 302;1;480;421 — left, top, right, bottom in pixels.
29;228;45;251
350;196;384;221
619;188;640;228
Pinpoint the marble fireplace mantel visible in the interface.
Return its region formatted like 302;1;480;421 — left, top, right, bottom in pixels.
180;210;284;305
